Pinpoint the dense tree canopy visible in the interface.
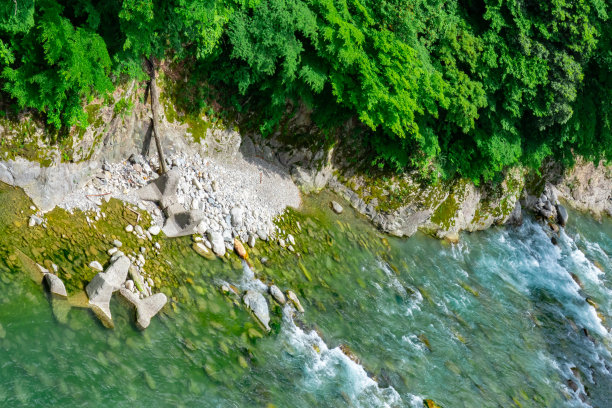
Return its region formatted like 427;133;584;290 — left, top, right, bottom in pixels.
0;0;610;182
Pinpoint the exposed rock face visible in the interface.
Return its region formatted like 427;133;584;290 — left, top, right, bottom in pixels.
555;159;612;218
243;290;271;331
43;273;68;298
0;158;98;212
86;255;130;327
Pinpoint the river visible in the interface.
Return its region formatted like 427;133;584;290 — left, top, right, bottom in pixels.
0;187;610;407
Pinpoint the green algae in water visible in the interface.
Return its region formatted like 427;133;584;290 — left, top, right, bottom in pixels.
0;185;611;407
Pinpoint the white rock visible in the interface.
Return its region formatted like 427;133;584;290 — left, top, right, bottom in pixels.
125;225;134;233
108;247;118;256
135;225;144;235
287;234;296;246
148;225;161;236
89;261;104;272
113;239;122;248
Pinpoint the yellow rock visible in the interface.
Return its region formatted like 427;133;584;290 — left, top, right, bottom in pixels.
234;238;248;259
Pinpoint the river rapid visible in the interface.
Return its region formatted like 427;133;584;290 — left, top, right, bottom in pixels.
0;187;610;407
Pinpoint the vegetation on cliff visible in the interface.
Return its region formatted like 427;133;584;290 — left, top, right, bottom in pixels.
1;0;610;183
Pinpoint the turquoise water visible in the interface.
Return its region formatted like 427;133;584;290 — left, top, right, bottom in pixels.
0;191;610;407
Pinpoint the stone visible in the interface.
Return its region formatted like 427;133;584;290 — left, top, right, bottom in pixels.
234;238;248;259
230;207;244;227
207;230;226;257
89;261;103;272
148;225;161;236
287;234;296;246
278;238;286;248
247;234;256;248
125;280;134;291
257;228;268;241
125;225;134;233
331;201;344;214
129;265;146;292
108;247;118;256
269;285;286;305
86;255;130;327
193;242;215;260
135;225;144;235
286;290;304;313
29;215;43;227
557;204;569;226
43;273;68;298
243;290;271;332
136;169;181;209
113;239;122;248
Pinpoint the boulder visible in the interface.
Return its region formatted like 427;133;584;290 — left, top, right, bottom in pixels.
89;260;103;272
331;201;344;214
207;230;226;257
148;225;161;236
43;273;68;298
269;285;286;305
286;290;304;313
557;204;569;226
86;255;130;326
234;238;248;259
243;290;271;331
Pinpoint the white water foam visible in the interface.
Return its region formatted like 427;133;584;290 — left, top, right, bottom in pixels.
280;306;405;408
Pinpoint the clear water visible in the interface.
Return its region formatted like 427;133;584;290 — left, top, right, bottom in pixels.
0;188;610;407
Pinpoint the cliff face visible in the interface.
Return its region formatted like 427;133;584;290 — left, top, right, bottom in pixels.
1;72;610;236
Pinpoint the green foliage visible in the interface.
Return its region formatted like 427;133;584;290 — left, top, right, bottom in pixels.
0;0;610;181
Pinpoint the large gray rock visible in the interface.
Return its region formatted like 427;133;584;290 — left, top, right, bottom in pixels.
557;204;569;226
243;290;271;331
506;201;523;226
207;230;226;257
118;288;167;329
43;273;67;298
86;255;130;326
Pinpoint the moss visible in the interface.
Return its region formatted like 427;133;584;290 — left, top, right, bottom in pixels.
430;193;458;229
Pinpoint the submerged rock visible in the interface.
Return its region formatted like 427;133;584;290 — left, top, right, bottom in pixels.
243;290;271;331
557;204;569;226
286;290;304;313
43;273;67;298
331;201;344;214
269;285;286;305
193;242;215;260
